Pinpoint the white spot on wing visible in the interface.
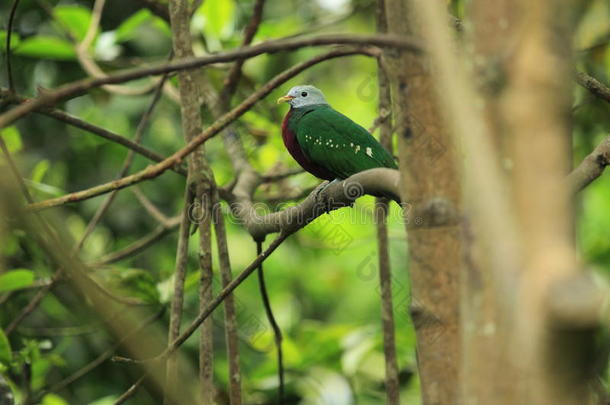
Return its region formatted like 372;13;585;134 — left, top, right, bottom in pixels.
366;147;373;157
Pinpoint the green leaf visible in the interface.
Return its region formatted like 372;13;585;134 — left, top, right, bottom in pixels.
0;329;11;365
0;30;21;49
197;0;235;38
41;393;69;405
0;269;36;292
31;160;50;184
0;126;22;153
115;9;152;43
15;36;76;61
54;5;92;42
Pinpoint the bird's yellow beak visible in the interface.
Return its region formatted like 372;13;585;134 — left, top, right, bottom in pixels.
276;95;294;104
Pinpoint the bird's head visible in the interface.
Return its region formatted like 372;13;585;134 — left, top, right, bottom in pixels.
277;85;328;108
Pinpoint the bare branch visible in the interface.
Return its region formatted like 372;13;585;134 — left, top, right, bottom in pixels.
0;34;421;129
575;71;610;104
219;0;266;105
0;89;185;174
256;241;284;403
93;218;180;266
77;72;169;251
164;189;193;404
567;134;610;192
112;376;146;405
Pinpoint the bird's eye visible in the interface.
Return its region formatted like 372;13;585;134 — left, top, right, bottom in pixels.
301;91;308;97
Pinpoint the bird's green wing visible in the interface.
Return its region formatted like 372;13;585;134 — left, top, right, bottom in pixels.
295;105;397;179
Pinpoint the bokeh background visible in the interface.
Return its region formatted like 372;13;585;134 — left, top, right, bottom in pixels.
0;0;609;403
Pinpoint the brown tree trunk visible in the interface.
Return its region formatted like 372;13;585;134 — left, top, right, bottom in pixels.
382;1;462;403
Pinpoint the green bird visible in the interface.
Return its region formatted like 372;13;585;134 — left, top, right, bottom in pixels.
277;85;397;183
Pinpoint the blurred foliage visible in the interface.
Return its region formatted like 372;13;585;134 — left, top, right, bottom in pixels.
0;0;609;404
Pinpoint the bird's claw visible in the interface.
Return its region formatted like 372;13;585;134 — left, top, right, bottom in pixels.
313;179;341;214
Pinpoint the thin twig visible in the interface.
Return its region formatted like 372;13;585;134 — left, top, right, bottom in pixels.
5;0;22;92
77;72;169;251
112;375;146;405
0;90;184;173
256;241;284;404
219;0;266;105
45;307;165;396
5;272;62;335
114;232;289;363
131;187;171;225
93;218;180;266
25;48;376;211
164;188;193;404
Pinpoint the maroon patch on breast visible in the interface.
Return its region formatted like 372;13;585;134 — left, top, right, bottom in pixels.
281;109;336;181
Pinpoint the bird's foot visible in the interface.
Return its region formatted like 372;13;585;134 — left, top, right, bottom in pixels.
313;179;340;214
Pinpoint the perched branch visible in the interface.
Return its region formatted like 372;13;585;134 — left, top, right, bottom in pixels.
25;48;377;211
0;34;421;129
230;168;400;241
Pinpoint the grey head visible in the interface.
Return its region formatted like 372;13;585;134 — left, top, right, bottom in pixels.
277;85;329;108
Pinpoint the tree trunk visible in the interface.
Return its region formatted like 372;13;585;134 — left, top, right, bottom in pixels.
382;1;462;403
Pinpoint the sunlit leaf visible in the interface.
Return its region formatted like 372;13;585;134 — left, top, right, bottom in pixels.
54;5;92;42
0;126;22;153
31;160;50;184
15;36;76;61
0;30;21;49
0;269;36;292
115;9;152;43
196;0;235;39
41;393;69;405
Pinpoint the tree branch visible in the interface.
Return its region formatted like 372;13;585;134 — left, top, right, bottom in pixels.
0;34;421;129
575;71;610;104
0;89;186;174
25;48;377;211
567;134;610;192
